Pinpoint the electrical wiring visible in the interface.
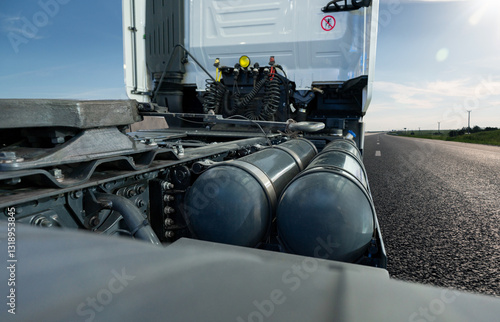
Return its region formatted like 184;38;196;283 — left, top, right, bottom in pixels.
227;115;273;146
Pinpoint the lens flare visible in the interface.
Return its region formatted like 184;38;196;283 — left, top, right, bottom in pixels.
435;48;449;62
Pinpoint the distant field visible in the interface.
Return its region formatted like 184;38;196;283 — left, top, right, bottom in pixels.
389;130;500;146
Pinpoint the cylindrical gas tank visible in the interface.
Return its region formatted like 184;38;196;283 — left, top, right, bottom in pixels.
277;137;375;263
306;140;369;192
184;139;317;247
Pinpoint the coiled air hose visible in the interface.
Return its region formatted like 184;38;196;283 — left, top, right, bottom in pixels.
203;79;226;114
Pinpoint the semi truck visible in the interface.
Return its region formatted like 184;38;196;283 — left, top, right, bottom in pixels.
1;1;498;321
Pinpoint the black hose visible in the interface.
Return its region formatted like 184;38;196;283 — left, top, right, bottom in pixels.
95;193;161;246
233;78;267;109
203;79;227;113
153;44;220;102
262;76;281;119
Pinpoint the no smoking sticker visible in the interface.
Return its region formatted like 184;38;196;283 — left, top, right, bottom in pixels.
321;15;336;31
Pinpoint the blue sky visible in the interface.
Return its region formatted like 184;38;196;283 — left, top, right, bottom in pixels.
367;0;500;131
0;0;126;99
0;0;499;131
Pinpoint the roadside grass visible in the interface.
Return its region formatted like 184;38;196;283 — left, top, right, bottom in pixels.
389;130;448;141
446;129;500;146
391;130;500;146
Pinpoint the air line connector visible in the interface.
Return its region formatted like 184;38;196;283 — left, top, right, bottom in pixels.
253;62;260;73
213;58;222;82
233;63;240;77
346;130;357;140
213;58;220;68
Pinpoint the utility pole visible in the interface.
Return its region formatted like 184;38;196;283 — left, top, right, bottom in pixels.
438;122;440;134
467;110;471;133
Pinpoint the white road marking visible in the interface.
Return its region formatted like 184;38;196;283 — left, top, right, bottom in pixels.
377;142;380;145
375;151;381;157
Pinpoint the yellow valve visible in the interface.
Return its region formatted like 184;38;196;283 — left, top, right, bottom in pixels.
214;58;221;82
239;55;251;68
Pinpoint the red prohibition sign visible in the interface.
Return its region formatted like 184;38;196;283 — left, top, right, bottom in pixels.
321;15;336;31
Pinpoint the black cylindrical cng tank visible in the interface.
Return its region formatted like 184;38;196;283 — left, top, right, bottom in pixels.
184;138;317;247
277;137;375;263
306;140;369;192
322;138;362;159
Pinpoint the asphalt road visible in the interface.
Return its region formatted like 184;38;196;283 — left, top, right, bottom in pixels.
363;134;500;297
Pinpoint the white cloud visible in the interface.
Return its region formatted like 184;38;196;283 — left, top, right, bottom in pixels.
0;65;74;81
0;13;21;33
0;14;22;23
373;77;500;112
0;13;46;40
